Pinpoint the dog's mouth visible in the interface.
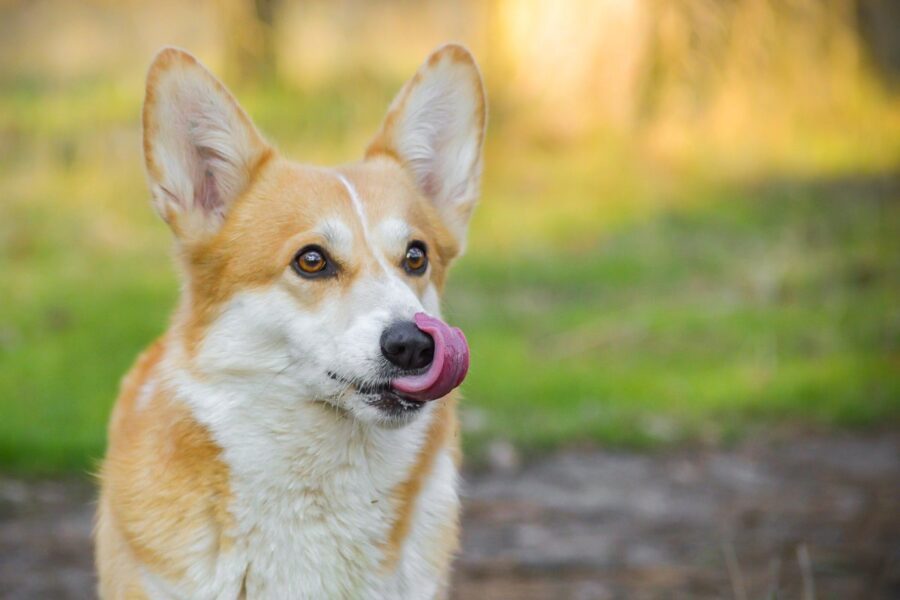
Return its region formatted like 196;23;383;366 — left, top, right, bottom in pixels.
327;371;427;416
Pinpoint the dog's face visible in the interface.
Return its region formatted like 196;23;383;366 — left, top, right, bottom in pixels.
143;46;484;427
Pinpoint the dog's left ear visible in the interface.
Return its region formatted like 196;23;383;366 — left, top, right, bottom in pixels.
367;44;487;248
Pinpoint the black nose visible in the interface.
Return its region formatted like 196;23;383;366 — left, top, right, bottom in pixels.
380;321;434;370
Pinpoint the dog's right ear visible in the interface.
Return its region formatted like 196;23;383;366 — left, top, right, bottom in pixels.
142;48;272;242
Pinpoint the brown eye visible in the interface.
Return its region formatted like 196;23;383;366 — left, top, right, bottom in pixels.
403;242;428;275
299;251;325;272
292;246;334;279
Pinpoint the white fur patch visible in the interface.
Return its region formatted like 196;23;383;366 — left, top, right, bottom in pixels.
316;217;354;260
134;378;157;411
374;217;414;263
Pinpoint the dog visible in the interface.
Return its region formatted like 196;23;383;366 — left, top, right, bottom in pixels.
95;43;485;599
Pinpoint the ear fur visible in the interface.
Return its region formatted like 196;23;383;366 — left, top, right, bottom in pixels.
143;48;272;241
367;44;487;247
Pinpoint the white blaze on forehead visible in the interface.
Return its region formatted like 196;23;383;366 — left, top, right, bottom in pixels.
334;171;426;324
336;172;391;273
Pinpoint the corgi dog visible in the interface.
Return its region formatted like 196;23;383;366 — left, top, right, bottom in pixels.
95;43;485;599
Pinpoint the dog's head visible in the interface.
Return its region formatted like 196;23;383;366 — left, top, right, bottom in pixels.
143;45;485;427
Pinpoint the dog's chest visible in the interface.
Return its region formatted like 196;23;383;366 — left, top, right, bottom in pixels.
222;460;458;599
231;473;394;598
210;418;456;599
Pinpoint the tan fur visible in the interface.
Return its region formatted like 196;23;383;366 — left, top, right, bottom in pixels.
383;395;460;571
97;338;236;594
97;43;484;598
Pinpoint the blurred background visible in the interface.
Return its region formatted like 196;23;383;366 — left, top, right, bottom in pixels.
1;1;898;598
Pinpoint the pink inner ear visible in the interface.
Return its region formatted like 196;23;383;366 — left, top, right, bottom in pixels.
420;170;440;198
193;139;224;215
195;165;221;214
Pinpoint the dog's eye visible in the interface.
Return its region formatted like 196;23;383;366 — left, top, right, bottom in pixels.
292;246;333;279
403;242;428;275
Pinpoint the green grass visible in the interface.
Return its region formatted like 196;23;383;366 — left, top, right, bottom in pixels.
1;74;898;473
451;180;900;456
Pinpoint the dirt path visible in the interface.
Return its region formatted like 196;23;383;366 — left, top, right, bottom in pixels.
2;433;898;599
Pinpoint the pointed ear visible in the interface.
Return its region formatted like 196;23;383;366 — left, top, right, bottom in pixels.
366;44;487;246
142;48;272;242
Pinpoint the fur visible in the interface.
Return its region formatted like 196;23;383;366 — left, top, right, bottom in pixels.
96;43;485;599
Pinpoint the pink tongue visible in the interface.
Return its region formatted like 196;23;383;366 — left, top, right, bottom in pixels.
391;313;470;401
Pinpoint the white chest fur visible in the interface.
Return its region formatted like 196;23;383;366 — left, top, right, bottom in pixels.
151;368;459;600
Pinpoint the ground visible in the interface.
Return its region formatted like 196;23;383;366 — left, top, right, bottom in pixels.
2;432;897;600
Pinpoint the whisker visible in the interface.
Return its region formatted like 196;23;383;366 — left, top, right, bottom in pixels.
257;356;302;397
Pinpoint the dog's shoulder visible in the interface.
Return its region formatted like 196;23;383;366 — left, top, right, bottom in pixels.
99;338;237;594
